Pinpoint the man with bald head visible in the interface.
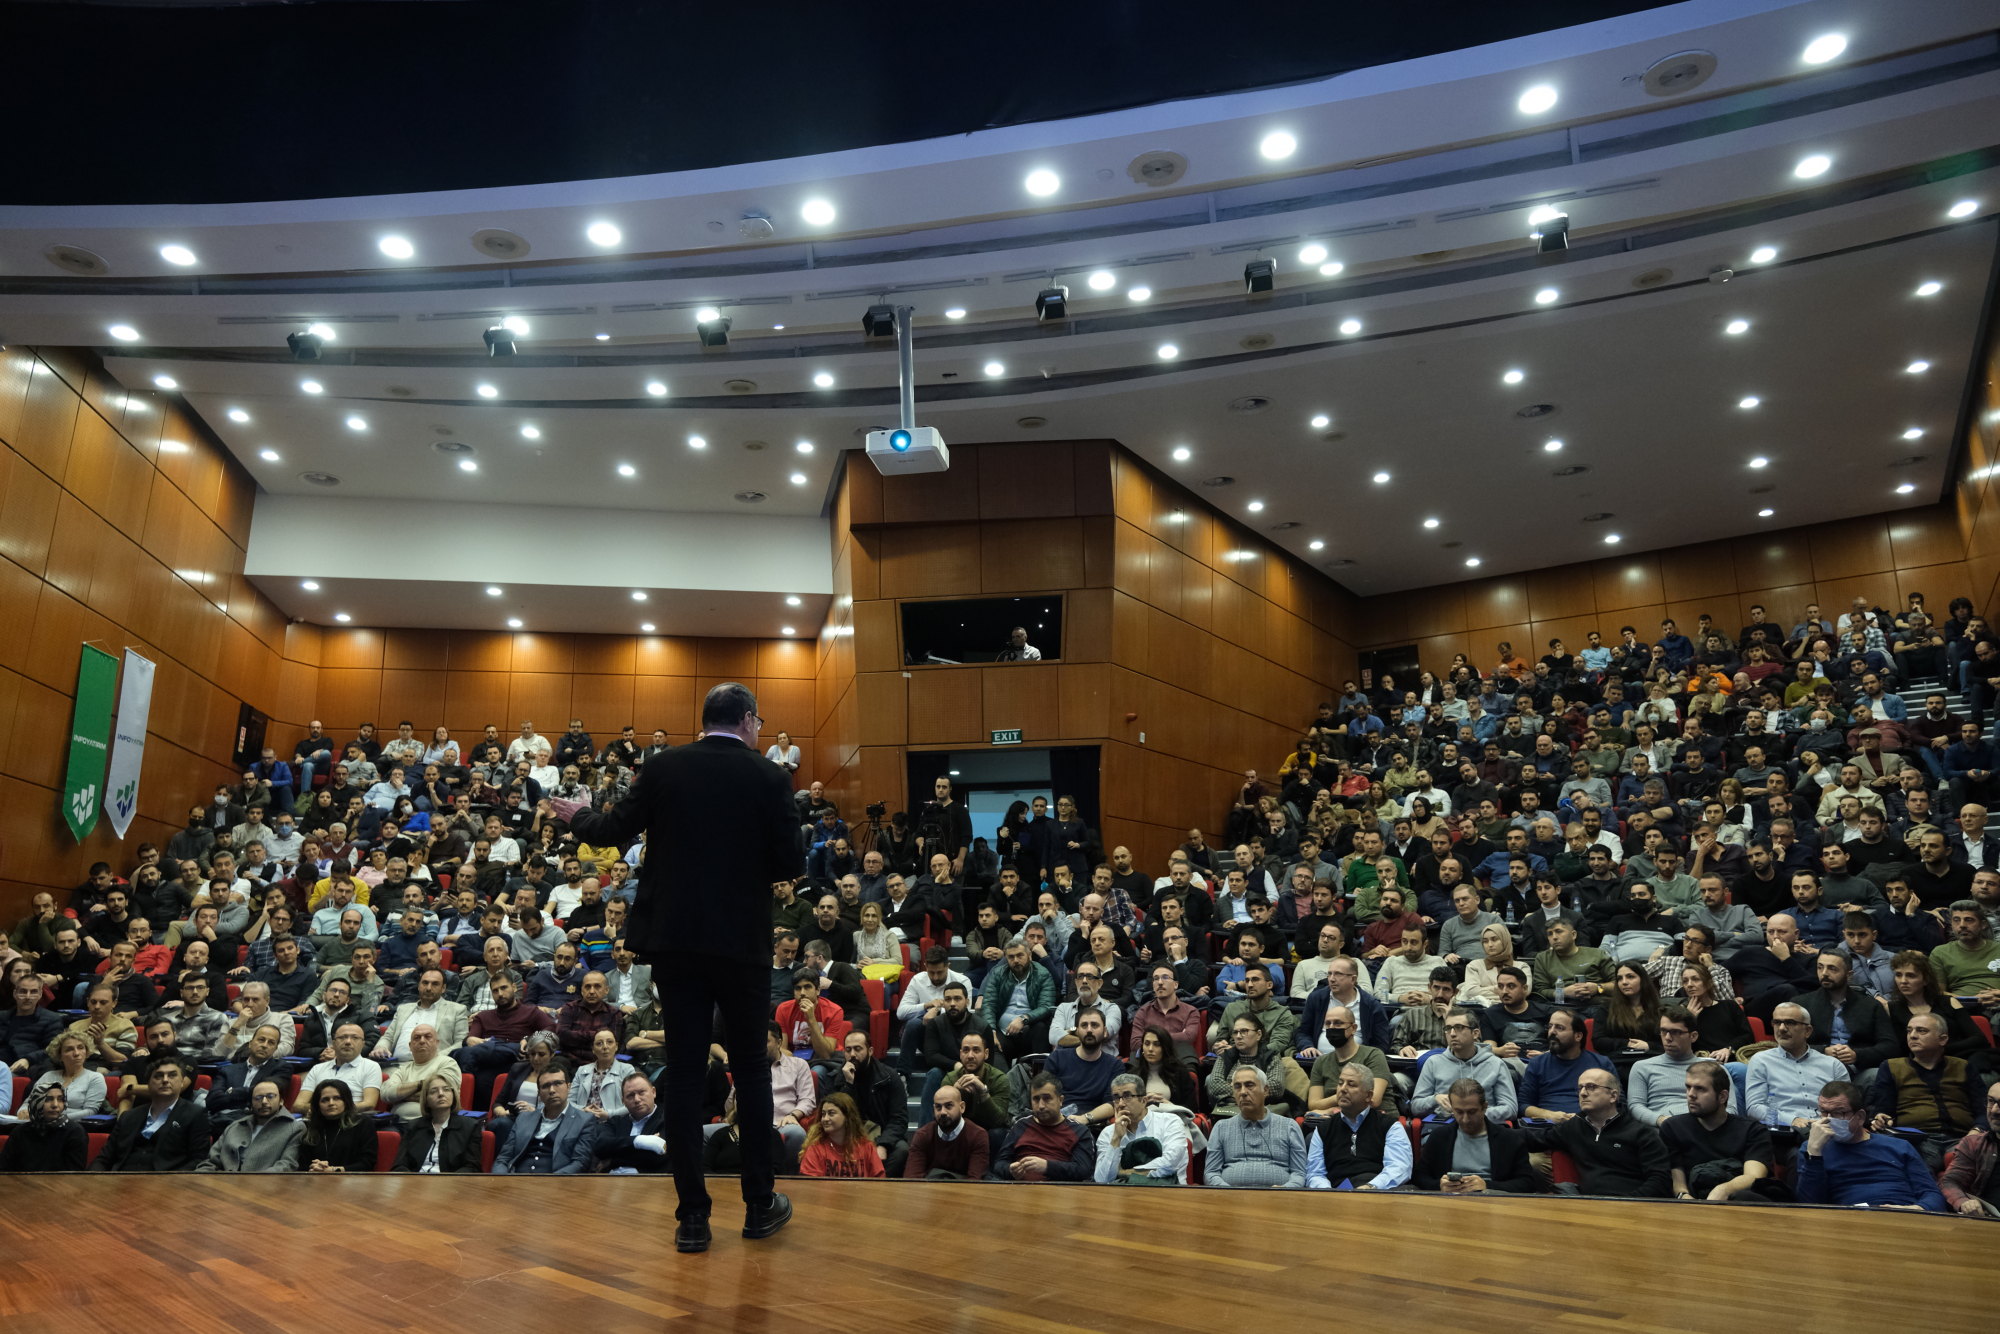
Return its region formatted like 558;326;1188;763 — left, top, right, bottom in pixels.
1728;912;1819;1021
377;1022;464;1121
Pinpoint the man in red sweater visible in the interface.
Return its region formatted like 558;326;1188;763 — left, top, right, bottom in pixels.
904;1084;991;1180
992;1073;1096;1181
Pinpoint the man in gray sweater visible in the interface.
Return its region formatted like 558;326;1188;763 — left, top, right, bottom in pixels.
1205;1064;1306;1187
1437;884;1501;966
1627;1006;1711;1126
1410;1010;1518;1119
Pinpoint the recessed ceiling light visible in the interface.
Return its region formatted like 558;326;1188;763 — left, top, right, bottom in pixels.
790;472;808;486
1748;456;1769;468
944;307;967;319
108;324;140;342
1758;508;1775;518
1127;286;1152;303
983;361;1005;377
640;622;656;633
786;595;802;607
345;415;367;431
1371;471;1391;485
1309;414;1331;429
585;220;622;247
334;612;352;623
152;374;177;390
1086;269;1116;291
1543;438;1563;452
1905;360;1930;374
300;379;323;394
781;626;797;636
1423;517;1440;529
1247;500;1265;513
693;307;721;323
631;591;648;602
1914;280;1942;297
258;448;280;462
796;440;814;454
1318;261;1344;277
644;380;668;397
1949;199;1980;219
226;408;250;423
1338;318;1362;335
377;235;415;260
812;371;835;388
486;586;502;596
1259;131;1297;160
1024;168;1060;197
1298;243;1327;265
1738;396;1761;409
1308;540;1325;551
800;199;837;226
1895;483;1917;495
507;618;523;629
159;244;196;266
1801;33;1847;64
1171;446;1192;462
1903;427;1925;439
1502;369;1525;384
686;435;706;450
1517;84;1558;115
1793;154;1832;179
1464;556;1483;568
1724;319;1750;335
1603;533;1622;545
458;459;478;472
475;383;498;398
1156;344;1179;360
617;463;636;477
520;424;540;438
300;580;319;592
1533;287;1559;305
1750;246;1778;264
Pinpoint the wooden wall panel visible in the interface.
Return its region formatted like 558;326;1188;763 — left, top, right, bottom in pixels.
632;675;695;737
905;669;984;747
443;672;511;731
981;666;1060;745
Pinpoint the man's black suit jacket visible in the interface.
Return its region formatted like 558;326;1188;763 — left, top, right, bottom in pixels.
1412;1118;1539;1193
569;734;803;964
595;1105;670;1173
93;1099;212;1172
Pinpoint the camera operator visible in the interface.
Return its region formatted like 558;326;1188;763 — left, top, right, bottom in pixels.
918;776;973;879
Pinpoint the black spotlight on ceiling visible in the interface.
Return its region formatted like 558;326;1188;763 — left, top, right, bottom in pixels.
695;312;732;348
482;325;517;358
1530;208;1570;255
861;304;898;339
1243;258;1276;295
1035;285;1070;322
286;330;324;361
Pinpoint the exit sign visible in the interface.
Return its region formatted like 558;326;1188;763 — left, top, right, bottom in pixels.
991;728;1023;746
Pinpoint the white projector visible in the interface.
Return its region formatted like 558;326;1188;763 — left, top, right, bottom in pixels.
865;425;950;475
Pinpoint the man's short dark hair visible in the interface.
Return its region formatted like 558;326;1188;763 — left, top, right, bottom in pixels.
922;945;949;966
1029;1072;1063;1099
1819;1079;1861;1109
1428;966;1457;986
1496;964;1528;986
1447;1077;1486;1104
941;982;967;998
701;682;758;729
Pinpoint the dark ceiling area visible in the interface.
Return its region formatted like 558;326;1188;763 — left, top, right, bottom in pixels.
3;0;1663;205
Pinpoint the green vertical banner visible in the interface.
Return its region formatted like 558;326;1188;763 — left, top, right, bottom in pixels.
61;644;120;842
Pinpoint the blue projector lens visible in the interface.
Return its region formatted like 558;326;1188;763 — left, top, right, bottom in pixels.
889;429;912;451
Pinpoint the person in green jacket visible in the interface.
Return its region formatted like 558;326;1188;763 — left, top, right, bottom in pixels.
981;939;1055;1060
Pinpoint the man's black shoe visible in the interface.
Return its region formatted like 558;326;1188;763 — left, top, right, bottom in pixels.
742;1192;792;1240
675;1216;711;1253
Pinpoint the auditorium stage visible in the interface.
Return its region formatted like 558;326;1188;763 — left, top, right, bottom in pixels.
0;1176;1987;1332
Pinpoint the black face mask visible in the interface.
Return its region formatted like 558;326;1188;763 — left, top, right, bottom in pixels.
1323;1028;1351;1044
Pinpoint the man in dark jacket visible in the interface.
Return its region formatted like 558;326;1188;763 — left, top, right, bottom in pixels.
566;683;804;1250
991;1072;1096;1181
1524;1066;1672;1197
824;1030;909;1177
1413;1078;1539;1193
595;1069;671;1174
1794;950;1898;1077
92;1055;211;1172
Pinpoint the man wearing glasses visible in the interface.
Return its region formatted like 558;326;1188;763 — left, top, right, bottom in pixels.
1050;965;1122;1057
1524;1067;1672;1197
195;1076;305;1173
1746;1001;1850;1131
1091;1073;1189;1184
568;684;803;1252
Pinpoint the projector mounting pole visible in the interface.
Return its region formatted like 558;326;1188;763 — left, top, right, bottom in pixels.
895;305;916;431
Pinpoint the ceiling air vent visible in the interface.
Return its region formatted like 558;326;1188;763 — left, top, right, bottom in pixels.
724;379;758;394
386;385;415;397
742;440;766;451
45;244;108;276
1632;268;1674;288
432;440;473;455
1582;512;1615;522
1516;403;1559;419
1239;333;1276;351
1128;151;1188;188
734;491;767;504
1267;521;1301;531
1200;475;1235;488
1227;396;1271;414
1016;416;1048;429
300;472;341;486
1642;50;1717;98
471;228;531;259
1553;465;1589;477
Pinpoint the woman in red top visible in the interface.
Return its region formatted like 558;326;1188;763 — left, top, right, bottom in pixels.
797;1092;885;1179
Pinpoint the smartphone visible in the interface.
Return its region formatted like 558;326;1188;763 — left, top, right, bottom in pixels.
1445;1171;1464;1184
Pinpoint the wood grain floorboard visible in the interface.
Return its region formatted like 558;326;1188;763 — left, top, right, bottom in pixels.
0;1176;1990;1332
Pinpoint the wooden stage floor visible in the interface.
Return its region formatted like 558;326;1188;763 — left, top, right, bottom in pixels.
0;1175;1990;1333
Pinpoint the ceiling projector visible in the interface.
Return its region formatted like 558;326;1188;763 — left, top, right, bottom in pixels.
866;425;949;475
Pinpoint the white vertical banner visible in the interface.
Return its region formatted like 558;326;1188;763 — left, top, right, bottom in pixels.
104;650;155;839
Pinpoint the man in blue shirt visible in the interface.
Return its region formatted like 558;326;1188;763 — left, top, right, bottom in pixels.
1518;1009;1614;1121
1786;871;1847;949
1794;1080;1945;1210
1656;619;1695;671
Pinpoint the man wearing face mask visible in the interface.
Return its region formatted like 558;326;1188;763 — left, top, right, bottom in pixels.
1794;1080;1945;1210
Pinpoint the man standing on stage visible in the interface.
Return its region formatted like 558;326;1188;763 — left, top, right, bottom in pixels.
569;683;803;1252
